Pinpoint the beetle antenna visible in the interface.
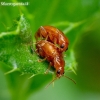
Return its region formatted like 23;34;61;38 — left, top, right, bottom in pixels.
64;75;76;84
45;77;57;88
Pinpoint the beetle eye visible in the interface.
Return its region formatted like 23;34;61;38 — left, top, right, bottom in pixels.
60;44;64;48
57;70;60;74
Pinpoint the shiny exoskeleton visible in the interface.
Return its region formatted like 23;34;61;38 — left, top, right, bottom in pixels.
35;26;69;52
36;40;65;78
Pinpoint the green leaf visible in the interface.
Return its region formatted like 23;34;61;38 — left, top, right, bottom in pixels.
0;14;54;100
0;14;52;76
0;13;79;100
0;13;78;76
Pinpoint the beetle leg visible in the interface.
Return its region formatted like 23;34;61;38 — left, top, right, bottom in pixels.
34;49;39;55
40;26;47;39
54;38;59;48
45;35;48;40
54;38;57;44
54;38;60;49
38;57;46;62
45;62;52;74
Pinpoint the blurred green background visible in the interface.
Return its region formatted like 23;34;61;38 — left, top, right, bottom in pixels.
0;0;100;100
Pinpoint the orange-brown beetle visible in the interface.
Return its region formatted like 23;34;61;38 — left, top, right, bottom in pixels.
36;40;65;78
35;26;69;52
36;40;76;87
